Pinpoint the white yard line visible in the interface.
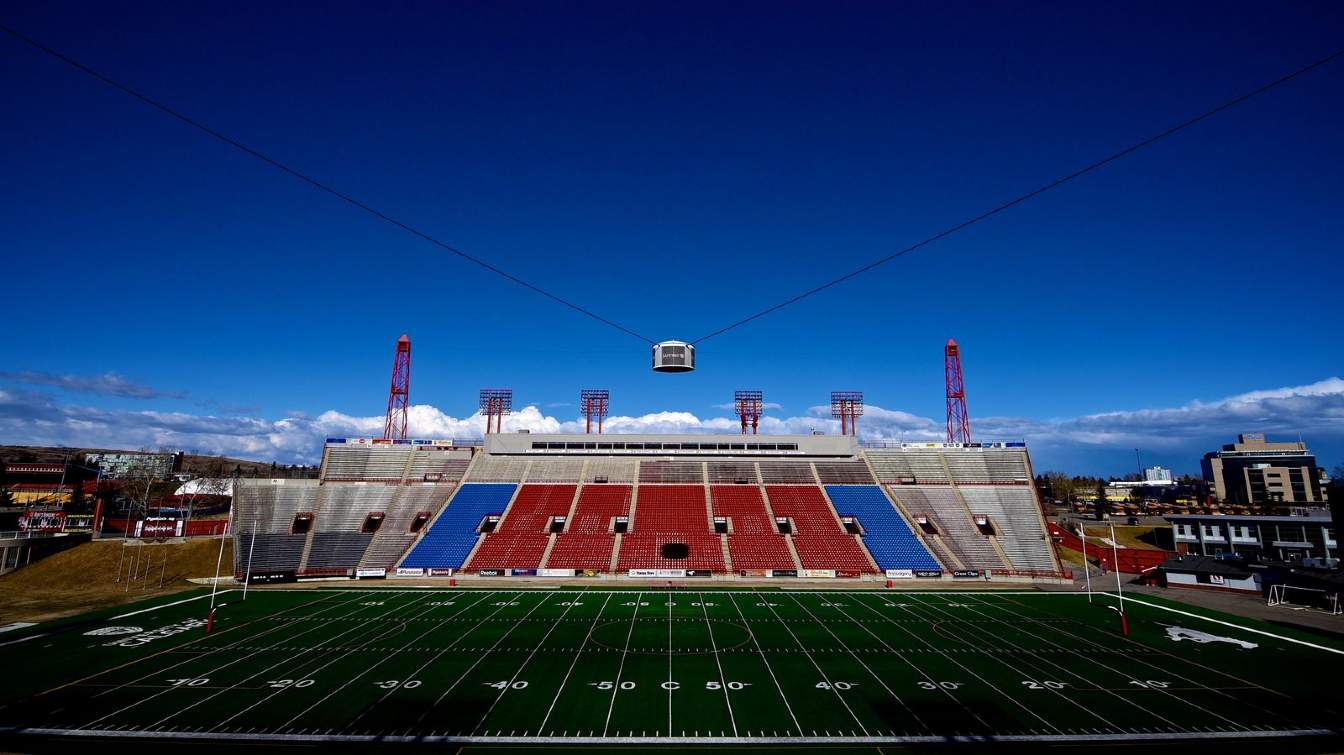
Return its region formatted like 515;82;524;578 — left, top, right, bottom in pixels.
415;592;557;724
149;593;439;729
855;594;1060;733
784;594;925;734
112;591;230;619
536;593;614;733
755;594;869;735
698;593;738;737
1114;593;1344;657
815;596;992;732
665;594;673;736
601;591;642;737
276;592;484;729
85;592;422;728
470;592;584;735
725;593;802;733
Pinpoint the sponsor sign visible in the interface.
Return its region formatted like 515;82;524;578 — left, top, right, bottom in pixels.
102;618;207;648
428;568;454;577
477;569;506;577
686;569;712;578
915;569;943;578
326;437;347;444
248;570;297;584
628;569;686;578
510;568;537;577
802;569;836;578
539;568;576;577
769;569;798;578
580;569;600;578
836;570;860;578
952;569;982;579
885;569;916;580
355;568;387;579
394;568;425;577
1210;574;1226;585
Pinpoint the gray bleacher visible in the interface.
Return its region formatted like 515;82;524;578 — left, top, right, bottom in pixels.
638;461;705;484
888;485;1005;570
360;483;457;568
232;479;321;575
956;486;1055;571
524;459;585;483
583;458;638;483
814;461;875;485
465;456;530;482
757;460;817;484
708;461;760;484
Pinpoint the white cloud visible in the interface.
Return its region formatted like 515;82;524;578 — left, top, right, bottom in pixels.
0;378;1340;469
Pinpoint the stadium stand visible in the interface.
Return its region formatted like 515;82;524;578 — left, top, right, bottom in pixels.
758;461;817;484
710;485;795;570
823;485;940;570
814;461;876;485
465;456;530;482
765;485;875;573
617;484;724;571
546;484;630;570
707;461;760;485
400;483;516;569
524;460;585;483
360;483;456;568
321;445;411;481
638;461;706;484
465;484;575;570
232;480;319;577
888;485;1006;570
956;486;1056;571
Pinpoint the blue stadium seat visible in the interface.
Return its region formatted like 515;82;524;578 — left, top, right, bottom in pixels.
823;485;940;570
400;483;516;569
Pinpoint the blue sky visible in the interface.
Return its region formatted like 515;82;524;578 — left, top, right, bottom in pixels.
2;2;1342;475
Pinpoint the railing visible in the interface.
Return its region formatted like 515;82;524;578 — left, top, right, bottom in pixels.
0;530;64;541
859;439;1027;449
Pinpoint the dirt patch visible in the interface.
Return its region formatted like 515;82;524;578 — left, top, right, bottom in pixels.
0;537;232;624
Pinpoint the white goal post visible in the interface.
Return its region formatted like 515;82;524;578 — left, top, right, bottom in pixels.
1267;584;1342;615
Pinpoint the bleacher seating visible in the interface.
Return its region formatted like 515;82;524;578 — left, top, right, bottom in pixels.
902;450;950;483
864;449;914;483
314;484;397;531
306;532;374;569
764;485;875;573
405;450;469;482
465;484;574;570
632;485;709;531
814;461;876;485
465;456;530;482
956;486;1056;571
546;485;630;570
638;461;705;484
321;446;411;481
616;484;723;571
615;532;725;571
708;462;760;484
942;450;993;483
888;486;1005;570
400;483;516;569
584;459;638;483
234;533;306;574
360;484;456;569
524;460;584;483
232;480;320;577
823;486;940;570
711;485;794;570
983;448;1030;481
758;461;817;484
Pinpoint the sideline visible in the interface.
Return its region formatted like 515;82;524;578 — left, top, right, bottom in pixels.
1111;593;1344;657
111;590;233;620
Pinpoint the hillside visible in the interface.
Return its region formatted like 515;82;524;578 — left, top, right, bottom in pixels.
0;538;233;624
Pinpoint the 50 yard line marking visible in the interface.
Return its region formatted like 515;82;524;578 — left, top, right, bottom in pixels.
725;593;800;734
700;593;737;737
666;591;673;735
601;591;642;737
536;593;614;734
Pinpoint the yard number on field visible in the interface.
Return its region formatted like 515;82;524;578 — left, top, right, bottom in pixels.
918;681;962;690
268;679;315;689
816;681;858;690
1022;680;1069;690
167;677;209;687
375;680;421;689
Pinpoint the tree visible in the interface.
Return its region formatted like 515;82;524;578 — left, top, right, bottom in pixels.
1041;471;1075;503
1094;480;1111;520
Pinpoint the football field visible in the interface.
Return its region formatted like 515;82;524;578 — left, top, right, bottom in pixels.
1;586;1342;746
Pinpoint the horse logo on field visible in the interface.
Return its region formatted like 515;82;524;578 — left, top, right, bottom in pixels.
84;626;143;636
1163;625;1257;649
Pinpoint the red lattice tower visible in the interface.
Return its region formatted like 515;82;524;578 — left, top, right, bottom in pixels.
479;388;512;435
382;334;411;440
735;390;763;435
830;391;864;437
581;389;610;434
945;338;972;444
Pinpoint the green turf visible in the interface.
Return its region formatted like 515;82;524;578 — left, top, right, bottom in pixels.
1;586;1341;744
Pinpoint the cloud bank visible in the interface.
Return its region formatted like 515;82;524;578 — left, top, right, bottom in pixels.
0;371;185;399
0;378;1340;471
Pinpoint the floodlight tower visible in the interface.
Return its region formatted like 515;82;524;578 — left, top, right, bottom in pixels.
382;335;411;440
479;388;512;434
734;390;763;435
581;389;610;434
830;391;864;436
945;338;972;444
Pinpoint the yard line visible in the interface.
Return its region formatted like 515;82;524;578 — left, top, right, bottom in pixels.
84;592;426;728
277;592;492;729
909;594;1171;729
601;591;643;737
852;594;1061;733
208;593;461;730
111;590;230;619
88;590;363;700
753;594;869;735
698;593;737;737
785;594;927;734
469;592;586;735
979;594;1301;726
1118;594;1344;657
725;593;801;733
666;593;673;736
415;592;558;724
536;593;614;733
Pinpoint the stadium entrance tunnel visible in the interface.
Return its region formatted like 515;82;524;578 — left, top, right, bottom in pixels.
660;542;690;560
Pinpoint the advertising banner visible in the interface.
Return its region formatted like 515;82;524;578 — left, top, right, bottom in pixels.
539;569;576;577
628;569;686;578
686;570;713;578
477;569;505;577
952;569;982;579
356;568;387;579
510;568;538;577
769;569;798;578
885;569;915;580
580;569;600;578
802;569;836;578
394;568;425;577
247;570;297;584
915;569;943;578
428;568;454;577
